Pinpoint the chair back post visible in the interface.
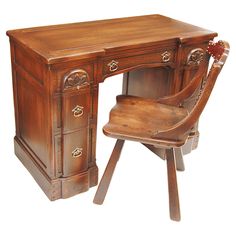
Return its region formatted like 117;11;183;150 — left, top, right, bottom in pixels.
153;40;230;141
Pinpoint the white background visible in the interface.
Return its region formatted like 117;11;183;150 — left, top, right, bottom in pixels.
0;0;236;235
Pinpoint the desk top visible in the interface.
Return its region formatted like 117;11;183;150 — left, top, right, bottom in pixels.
7;14;217;64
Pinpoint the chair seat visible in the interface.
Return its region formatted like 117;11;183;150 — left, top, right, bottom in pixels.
103;95;189;147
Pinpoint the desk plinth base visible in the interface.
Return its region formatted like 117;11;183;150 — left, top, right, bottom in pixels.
14;137;98;201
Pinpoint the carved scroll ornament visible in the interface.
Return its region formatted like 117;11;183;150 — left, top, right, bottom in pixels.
64;69;89;89
186;48;205;66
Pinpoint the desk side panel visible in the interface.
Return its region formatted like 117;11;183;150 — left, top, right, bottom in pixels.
10;40;54;178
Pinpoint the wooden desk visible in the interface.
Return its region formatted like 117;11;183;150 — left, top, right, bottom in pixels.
7;15;217;200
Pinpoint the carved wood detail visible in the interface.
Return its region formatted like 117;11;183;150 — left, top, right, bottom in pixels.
64;69;89;89
206;40;225;61
186;48;204;66
194;41;229;105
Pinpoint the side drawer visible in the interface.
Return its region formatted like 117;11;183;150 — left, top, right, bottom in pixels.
102;48;175;78
63;128;89;177
62;89;91;131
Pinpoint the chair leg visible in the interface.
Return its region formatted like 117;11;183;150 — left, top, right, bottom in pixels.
174;148;185;171
166;148;181;221
93;139;124;205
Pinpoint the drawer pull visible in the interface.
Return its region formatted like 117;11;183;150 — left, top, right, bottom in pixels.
108;60;119;72
72;105;84;117
161;51;171;62
72;147;83;158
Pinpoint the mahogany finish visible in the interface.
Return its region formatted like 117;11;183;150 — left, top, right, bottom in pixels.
7;15;216;64
7;15;218;200
93;41;230;221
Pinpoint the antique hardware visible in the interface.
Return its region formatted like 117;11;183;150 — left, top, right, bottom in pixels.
108;60;119;72
72;105;84;117
72;147;83;158
161;51;171;62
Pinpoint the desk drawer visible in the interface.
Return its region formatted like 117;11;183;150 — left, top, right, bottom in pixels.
103;49;175;78
63;128;89;177
63;89;91;131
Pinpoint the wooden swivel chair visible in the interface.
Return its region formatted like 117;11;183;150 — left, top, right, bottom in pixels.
93;40;230;221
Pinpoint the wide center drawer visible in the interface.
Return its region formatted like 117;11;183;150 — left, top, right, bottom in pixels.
102;48;175;79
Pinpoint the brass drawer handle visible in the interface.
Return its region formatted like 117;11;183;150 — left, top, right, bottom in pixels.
108;60;119;72
161;51;171;62
72;147;83;158
72;105;84;117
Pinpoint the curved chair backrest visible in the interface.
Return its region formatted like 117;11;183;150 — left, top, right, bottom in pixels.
153;40;230;141
193;41;230;107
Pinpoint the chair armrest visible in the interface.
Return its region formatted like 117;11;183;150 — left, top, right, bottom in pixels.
157;72;204;107
153;40;230;142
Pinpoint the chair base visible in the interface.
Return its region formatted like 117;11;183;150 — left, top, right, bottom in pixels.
93;139;124;205
94;140;181;221
166;148;181;221
143;144;185;171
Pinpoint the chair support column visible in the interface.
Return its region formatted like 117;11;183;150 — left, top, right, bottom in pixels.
93;139;124;205
166;148;181;221
174;148;185;171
